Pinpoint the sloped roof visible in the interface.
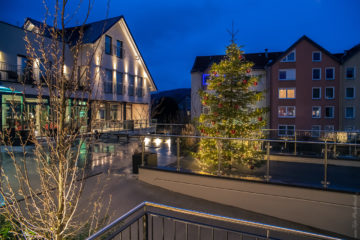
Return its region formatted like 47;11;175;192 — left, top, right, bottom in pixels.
342;43;360;62
24;16;123;46
65;16;122;46
269;35;341;65
191;52;282;73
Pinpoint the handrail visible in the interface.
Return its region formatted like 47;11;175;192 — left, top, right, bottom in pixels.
139;134;360;147
87;201;342;240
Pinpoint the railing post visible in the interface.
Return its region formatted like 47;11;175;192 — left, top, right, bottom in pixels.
322;141;329;188
265;141;271;182
294;132;297;155
217;139;221;176
176;137;180;171
143;213;148;240
141;136;145;167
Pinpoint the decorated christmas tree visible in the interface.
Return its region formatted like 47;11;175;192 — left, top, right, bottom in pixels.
195;42;267;174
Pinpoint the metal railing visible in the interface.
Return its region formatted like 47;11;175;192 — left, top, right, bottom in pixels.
87;201;341;240
138;134;360;192
91;119;156;133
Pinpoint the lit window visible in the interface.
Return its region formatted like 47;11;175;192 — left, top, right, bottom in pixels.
346;67;355;79
312;87;321;99
312;106;321;118
312;68;321;80
278;69;296;80
325;68;334;80
311;125;321;137
345;87;355;99
345;107;355;119
278;106;296;118
325;106;334;118
325;87;334;99
105;35;112;55
279;88;296;99
281;50;296;62
202;74;210;86
312;52;321;62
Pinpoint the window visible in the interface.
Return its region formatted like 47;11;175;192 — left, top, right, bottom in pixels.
312;87;321;99
345;87;355;99
278;106;296;118
324;125;334;132
345;107;355;119
325;67;334;80
325;106;334;118
116;40;123;58
312;68;321;80
202;74;210;86
104;69;113;94
346;67;355;79
18;55;34;84
325;87;334;99
312;106;321;118
128;75;135;96
278;88;296;99
311;125;321;137
278;125;295;136
278;69;296;80
281;50;296;62
312;51;321;62
116;71;123;95
201;105;210;114
77;66;89;88
137;77;144;97
105;35;112;55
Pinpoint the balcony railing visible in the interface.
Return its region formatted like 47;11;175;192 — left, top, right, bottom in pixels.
138;134;360;192
91;119;155;133
87;201;340;240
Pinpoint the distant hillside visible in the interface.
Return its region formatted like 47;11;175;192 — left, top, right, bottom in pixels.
151;88;191;123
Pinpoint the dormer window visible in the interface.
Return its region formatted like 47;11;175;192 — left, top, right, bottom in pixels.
105;35;112;55
312;51;321;62
281;50;296;62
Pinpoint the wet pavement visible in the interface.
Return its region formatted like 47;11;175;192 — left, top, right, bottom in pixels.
0;138;348;238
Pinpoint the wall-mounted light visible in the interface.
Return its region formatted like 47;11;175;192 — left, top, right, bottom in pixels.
154;138;162;147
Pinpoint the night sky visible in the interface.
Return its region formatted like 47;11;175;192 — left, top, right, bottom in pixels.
1;0;359;91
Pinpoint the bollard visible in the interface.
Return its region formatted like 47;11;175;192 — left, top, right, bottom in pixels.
176;137;180;171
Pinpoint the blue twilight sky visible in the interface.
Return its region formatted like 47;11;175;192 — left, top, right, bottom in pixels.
1;0;359;91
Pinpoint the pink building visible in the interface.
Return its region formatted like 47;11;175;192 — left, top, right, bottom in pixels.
268;36;342;137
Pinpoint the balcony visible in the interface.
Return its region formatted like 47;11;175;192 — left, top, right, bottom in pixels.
87;202;339;240
0;61;19;82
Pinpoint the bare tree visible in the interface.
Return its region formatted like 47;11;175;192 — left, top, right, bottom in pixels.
0;1;111;239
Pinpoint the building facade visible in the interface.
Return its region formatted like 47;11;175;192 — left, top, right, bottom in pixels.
268;36;341;137
191;36;360;136
0;16;157;135
340;44;360;131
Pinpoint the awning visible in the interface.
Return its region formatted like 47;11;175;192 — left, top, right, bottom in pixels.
0;86;22;94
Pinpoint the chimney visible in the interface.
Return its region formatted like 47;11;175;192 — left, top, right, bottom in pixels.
265;48;268;58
